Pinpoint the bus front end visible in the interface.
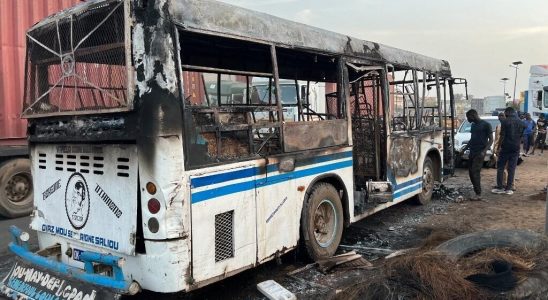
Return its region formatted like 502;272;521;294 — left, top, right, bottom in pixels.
1;0;191;298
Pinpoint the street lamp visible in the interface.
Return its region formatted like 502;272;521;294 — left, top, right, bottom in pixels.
500;77;509;100
509;61;523;104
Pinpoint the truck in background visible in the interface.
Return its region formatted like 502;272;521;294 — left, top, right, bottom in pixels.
523;65;548;118
0;0;82;218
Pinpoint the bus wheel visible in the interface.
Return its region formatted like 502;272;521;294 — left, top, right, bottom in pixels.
301;183;343;261
415;157;434;205
0;159;33;218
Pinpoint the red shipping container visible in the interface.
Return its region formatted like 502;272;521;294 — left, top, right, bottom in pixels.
0;0;82;145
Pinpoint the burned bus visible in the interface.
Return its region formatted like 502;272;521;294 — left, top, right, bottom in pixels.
2;0;457;297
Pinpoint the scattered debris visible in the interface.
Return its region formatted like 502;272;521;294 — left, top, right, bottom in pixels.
316;252;373;273
384;248;418;260
286;263;316;277
257;280;297;300
433;183;461;200
339;245;395;255
337;251;483;300
332;228;548;300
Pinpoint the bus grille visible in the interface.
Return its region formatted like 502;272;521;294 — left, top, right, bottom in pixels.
214;210;234;262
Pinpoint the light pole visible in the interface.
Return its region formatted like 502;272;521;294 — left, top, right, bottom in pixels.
510;61;523;104
500;77;509;100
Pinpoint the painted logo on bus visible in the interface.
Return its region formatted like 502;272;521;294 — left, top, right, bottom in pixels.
65;173;90;229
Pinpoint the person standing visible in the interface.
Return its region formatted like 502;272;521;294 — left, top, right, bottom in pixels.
522;113;536;156
492;107;525;195
492;112;510;187
530;114;547;155
493;112;505;156
463;109;493;201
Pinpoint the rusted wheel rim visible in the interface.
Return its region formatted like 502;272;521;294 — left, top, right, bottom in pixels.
314;199;337;248
423;165;434;193
5;173;32;204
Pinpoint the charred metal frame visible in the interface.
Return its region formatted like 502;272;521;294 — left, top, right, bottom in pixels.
390;70;447;133
22;0;456;173
176;26;350;168
22;0;133;118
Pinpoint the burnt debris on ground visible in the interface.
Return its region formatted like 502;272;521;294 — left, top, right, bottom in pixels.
289;229;548;300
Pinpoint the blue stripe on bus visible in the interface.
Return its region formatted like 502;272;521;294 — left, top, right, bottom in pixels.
393;176;422;191
191;159;353;203
190;151;353;188
190;168;257;189
393;182;422;199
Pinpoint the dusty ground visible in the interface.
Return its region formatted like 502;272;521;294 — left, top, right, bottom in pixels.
174;153;547;299
427;153;547;233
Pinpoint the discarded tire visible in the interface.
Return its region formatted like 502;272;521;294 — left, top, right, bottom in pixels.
435;229;548;260
436;229;548;299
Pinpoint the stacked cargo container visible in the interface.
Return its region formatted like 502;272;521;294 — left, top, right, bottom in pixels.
0;0;82;217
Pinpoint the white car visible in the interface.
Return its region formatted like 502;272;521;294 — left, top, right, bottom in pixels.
454;116;501;166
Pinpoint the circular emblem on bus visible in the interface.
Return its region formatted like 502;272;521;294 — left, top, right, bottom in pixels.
65;173;90;229
61;54;75;76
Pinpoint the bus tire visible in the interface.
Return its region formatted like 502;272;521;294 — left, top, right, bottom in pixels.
0;159;33;218
414;157;434;205
300;183;343;261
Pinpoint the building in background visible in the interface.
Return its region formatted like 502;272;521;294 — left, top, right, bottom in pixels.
471;96;506;116
470;98;484;115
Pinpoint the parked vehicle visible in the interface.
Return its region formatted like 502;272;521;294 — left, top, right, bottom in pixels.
454;116;500;167
1;0;459;298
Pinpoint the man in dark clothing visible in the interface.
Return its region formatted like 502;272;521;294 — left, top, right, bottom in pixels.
492;107;525;195
463;109;493;200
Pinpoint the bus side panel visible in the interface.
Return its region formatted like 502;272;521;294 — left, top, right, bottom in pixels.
255;158;298;262
386;131;443;201
189;163;258;284
256;148;354;263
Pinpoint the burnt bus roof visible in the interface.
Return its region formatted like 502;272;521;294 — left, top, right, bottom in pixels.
28;0;119;32
169;0;452;76
29;0;452;76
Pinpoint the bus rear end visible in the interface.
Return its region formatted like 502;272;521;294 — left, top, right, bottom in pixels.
1;0;191;298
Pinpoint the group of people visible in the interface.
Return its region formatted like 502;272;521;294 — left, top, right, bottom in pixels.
464;107;547;201
521;113;547;156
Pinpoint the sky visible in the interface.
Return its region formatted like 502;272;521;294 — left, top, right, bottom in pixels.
219;0;548;98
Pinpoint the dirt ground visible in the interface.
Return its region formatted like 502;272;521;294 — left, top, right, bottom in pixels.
171;153;547;300
428;153;547;233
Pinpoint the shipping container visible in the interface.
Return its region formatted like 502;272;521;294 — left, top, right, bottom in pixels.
0;0;82;218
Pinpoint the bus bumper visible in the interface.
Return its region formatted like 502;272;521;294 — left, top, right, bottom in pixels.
1;225;139;299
